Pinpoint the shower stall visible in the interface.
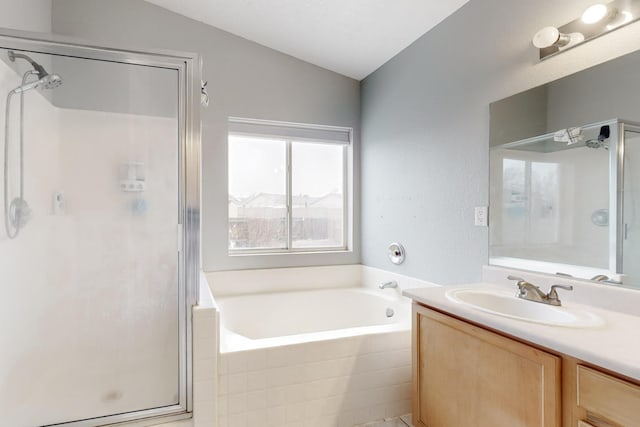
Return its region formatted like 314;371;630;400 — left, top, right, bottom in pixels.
0;30;200;426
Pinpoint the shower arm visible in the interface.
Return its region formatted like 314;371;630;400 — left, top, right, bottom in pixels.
8;51;48;77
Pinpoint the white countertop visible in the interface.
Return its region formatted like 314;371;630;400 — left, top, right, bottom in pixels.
403;282;640;382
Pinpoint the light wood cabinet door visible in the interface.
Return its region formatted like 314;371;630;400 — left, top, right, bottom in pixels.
576;365;640;426
413;304;561;427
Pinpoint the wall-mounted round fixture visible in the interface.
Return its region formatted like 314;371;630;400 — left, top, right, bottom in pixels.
582;4;608;23
387;242;406;265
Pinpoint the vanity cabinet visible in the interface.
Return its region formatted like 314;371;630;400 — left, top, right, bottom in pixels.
413;303;640;427
412;304;561;427
576;365;640;426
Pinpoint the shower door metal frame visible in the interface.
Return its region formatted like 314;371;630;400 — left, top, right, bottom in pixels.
616;121;640;277
0;28;201;427
610;120;622;275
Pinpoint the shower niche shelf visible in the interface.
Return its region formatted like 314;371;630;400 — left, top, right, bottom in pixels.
120;161;146;192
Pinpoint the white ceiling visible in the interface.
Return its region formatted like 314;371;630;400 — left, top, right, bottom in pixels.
144;0;470;80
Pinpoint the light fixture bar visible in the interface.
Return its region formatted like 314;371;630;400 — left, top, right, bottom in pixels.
535;0;640;60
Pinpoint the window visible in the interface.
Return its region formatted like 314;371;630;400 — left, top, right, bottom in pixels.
228;118;351;253
500;158;560;246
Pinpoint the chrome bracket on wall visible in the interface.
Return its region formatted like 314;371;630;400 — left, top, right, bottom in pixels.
201;80;209;107
534;0;640;60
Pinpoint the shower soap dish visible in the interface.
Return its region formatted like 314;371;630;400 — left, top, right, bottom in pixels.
120;161;146;192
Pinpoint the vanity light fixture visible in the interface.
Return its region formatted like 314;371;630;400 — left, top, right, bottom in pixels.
533;0;640;60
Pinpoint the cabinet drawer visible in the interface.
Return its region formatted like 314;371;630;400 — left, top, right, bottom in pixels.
577;365;640;426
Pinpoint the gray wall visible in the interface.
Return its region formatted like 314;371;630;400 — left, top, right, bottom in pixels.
51;0;360;271
490;49;640;147
546;51;640;130
0;0;51;33
0;0;53;93
360;0;640;284
489;85;548;147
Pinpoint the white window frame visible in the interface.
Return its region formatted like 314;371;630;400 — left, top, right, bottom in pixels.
228;117;352;255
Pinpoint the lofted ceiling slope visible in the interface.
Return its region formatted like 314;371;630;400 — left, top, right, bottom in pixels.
144;0;470;80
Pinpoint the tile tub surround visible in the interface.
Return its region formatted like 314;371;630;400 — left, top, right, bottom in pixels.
218;331;412;427
182;273;218;427
209;265;439;427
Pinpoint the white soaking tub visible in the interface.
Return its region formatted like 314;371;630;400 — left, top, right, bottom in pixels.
216;286;415;427
217;287;411;352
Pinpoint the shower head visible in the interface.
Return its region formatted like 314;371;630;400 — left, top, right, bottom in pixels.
10;73;63;94
585;125;610;150
37;73;62;89
7;50;63;93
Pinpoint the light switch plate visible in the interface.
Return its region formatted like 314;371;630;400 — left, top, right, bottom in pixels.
474;206;488;226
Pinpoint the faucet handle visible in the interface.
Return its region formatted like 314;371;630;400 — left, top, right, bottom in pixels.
547;284;573;302
508;275;532;290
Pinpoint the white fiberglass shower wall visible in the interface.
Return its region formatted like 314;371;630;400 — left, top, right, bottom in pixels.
0;32;200;427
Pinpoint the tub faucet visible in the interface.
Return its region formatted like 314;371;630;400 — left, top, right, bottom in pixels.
379;280;398;289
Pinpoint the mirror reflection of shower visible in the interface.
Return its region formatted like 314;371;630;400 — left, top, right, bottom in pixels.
3;50;62;239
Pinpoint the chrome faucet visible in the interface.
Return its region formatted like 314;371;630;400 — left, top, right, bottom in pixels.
379;280;398;289
507;276;573;306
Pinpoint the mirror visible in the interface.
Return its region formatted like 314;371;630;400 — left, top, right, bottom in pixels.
489;49;640;288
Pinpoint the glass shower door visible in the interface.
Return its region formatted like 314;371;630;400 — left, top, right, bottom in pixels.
0;47;184;426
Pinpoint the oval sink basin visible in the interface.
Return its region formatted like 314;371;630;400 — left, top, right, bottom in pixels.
446;288;604;328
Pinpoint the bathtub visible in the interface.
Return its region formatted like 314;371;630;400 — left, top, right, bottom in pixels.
217;287;411;353
216;286;414;427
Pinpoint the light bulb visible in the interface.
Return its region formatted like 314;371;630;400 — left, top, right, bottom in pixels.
582;4;608;24
533;27;571;49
